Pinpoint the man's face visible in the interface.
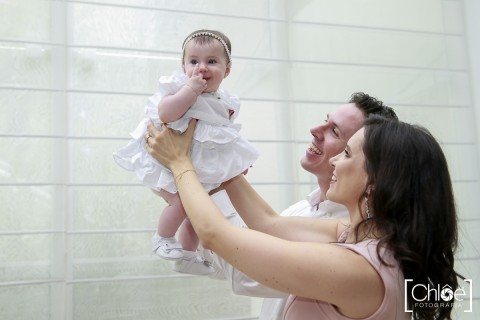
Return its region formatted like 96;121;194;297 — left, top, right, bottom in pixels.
300;103;365;182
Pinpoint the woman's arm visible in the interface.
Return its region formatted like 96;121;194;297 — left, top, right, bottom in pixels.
175;170;383;318
145;121;384;318
163;168;380;315
223;175;343;243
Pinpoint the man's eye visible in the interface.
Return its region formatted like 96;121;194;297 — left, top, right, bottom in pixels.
332;128;340;137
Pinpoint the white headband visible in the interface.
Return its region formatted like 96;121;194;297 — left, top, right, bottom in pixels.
182;31;231;63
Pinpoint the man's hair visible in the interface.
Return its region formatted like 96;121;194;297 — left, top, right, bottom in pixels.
349;92;398;120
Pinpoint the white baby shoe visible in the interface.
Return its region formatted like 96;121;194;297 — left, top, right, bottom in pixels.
173;251;215;276
151;234;183;260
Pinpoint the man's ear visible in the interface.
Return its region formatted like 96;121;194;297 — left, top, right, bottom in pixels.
224;62;231;78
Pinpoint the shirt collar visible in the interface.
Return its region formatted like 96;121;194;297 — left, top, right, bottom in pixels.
307;187;346;214
306;187;322;207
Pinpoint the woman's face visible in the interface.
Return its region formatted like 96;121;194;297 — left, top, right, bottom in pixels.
326;128;368;211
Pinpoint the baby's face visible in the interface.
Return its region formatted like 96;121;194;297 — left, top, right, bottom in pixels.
183;41;231;93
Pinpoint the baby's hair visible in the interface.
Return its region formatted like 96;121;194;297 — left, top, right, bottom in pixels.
182;29;232;64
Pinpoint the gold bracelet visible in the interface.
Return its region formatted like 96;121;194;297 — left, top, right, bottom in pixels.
174;169;196;185
185;84;199;96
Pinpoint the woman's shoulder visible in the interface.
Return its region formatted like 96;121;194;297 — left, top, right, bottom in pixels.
335;238;401;281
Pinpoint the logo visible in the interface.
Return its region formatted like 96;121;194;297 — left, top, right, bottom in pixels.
405;279;473;313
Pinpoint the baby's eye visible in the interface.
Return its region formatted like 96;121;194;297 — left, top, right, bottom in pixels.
208;59;217;64
189;59;198;65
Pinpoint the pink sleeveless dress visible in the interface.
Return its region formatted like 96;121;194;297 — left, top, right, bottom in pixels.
282;239;411;320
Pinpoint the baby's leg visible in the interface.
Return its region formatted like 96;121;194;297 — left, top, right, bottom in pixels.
159;191;200;252
179;218;199;252
151;189;185;260
157;190;186;237
168;196;214;276
154;190;213;275
175;218;214;276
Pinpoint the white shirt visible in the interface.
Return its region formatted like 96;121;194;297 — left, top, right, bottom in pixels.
208;188;348;320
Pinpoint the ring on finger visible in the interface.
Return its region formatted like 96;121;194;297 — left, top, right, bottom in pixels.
144;132;151;142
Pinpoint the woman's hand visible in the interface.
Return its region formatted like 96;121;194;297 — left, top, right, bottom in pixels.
145;119;197;171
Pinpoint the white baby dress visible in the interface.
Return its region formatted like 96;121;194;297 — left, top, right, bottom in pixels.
113;71;259;194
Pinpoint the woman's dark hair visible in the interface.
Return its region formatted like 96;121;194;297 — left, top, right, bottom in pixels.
359;116;460;319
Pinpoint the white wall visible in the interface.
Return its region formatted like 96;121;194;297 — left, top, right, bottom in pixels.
0;0;478;318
